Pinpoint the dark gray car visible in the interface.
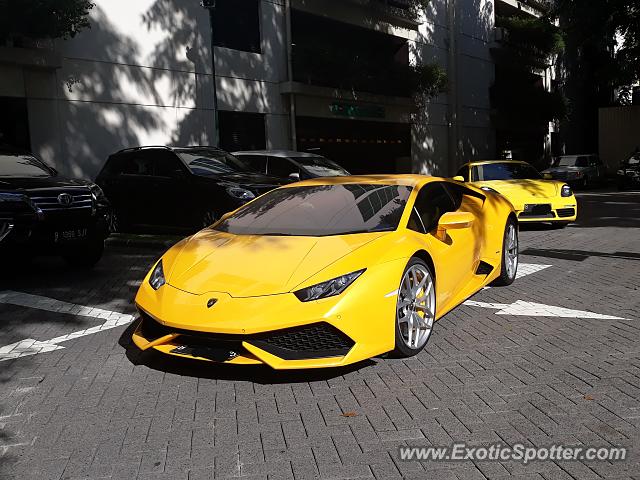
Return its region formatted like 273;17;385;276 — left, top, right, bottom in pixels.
232;150;351;181
542;154;607;188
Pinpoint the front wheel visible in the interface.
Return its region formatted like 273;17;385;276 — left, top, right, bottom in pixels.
63;240;105;268
392;258;436;357
492;219;518;286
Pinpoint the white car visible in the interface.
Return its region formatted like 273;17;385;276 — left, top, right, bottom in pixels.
232;150;350;180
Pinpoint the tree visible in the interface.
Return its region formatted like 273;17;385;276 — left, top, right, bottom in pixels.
550;0;640;152
0;0;94;45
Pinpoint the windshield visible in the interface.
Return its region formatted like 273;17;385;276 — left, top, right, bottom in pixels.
293;156;350;177
215;184;412;236
176;149;255;176
0;154;54;178
472;162;542;181
558;156;588;167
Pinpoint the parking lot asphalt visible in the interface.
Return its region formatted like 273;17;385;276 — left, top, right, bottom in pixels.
0;189;639;480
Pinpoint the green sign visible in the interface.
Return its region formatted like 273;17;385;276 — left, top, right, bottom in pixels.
329;102;385;119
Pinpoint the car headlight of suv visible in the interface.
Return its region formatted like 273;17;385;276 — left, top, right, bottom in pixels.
561;184;573;197
226;187;255;201
149;260;166;290
294;269;365;302
89;183;108;203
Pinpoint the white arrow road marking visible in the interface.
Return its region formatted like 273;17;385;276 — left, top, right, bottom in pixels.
464;300;628;320
0;290;134;362
515;263;552;279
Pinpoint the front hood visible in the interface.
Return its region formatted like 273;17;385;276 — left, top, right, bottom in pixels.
476;179;560;199
0;175;90;191
165;229;385;297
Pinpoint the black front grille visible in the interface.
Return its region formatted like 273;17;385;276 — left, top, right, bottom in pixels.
139;311;173;340
137;311;354;361
250;323;354;360
556;208;576;218
29;188;92;213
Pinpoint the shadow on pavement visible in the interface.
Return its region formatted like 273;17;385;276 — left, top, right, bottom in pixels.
117;321;376;384
521;248;640;262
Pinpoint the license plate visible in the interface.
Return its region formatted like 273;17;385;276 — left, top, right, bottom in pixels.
54;228;88;243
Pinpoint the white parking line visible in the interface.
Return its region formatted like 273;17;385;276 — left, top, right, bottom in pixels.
0;290;134;362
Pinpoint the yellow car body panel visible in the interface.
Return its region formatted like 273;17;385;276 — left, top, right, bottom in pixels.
459;161;578;223
133;175;515;369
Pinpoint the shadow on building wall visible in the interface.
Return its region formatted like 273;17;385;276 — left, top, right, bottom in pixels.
57;6;162;178
410;0;494;175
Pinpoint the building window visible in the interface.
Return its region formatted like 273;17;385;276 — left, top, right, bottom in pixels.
211;0;261;54
219;111;266;152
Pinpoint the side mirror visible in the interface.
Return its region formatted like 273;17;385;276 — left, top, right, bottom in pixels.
543;172;553;180
289;172;300;181
452;175;465;182
436;212;474;240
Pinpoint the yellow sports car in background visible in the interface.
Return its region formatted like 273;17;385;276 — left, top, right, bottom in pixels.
455;160;578;226
133;175;517;369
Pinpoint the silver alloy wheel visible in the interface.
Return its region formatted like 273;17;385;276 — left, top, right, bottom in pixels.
505;222;519;280
396;264;436;350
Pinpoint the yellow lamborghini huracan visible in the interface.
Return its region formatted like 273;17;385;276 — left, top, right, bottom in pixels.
455;160;578;226
133;175;518;369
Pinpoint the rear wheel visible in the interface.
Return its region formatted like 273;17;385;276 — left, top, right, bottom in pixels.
492;219;518;286
393;258;436;357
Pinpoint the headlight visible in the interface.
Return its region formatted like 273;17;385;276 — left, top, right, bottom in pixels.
0;192;25;202
226;187;255;201
149;260;166;290
294;269;365;302
561;184;573;197
89;183;108;203
617;169;625;175
480;186;499;194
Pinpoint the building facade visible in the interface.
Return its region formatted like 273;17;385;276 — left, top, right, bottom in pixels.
0;0;552;179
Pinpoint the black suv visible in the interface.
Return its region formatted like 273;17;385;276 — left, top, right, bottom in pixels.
0;149;111;267
96;146;289;232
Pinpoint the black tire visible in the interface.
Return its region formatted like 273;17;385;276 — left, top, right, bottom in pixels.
63;240;104;268
392;257;436;358
491;218;518;287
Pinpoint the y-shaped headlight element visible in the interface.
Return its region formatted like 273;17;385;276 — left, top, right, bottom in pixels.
294;269;366;302
149;260;166;290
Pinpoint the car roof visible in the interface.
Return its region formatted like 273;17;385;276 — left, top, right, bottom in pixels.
232;150;325;158
113;145;228;155
283;174;452;188
462;160;530;167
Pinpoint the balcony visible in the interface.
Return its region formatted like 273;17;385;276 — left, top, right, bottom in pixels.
290;9;412;98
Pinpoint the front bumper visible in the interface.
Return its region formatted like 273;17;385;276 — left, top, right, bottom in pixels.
133;259;405;369
513;196;578;223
